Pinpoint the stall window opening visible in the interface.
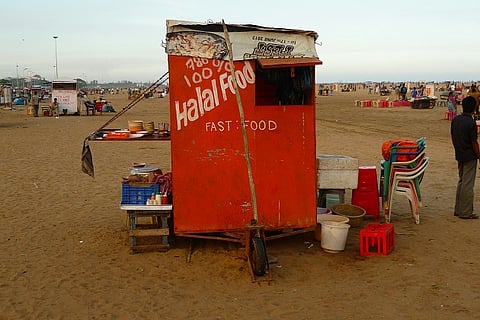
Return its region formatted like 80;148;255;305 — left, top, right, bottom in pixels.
254;58;321;106
52;83;77;90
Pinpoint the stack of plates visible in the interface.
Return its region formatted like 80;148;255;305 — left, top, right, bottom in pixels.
130;166;159;175
128;120;144;133
144;121;155;134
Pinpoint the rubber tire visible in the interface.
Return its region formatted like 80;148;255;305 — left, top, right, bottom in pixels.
251;236;267;276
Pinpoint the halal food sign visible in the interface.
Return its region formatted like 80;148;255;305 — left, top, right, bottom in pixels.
175;57;255;131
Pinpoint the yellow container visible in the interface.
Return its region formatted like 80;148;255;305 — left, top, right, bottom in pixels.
128;120;143;133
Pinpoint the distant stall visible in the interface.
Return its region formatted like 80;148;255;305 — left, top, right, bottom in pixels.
52;78;78;115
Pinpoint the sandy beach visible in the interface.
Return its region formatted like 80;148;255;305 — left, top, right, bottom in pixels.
1;88;480;319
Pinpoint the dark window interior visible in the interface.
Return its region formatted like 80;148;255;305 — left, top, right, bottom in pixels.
255;63;314;106
53;83;77;90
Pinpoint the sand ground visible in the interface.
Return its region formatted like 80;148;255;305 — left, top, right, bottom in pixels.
1;88;480;319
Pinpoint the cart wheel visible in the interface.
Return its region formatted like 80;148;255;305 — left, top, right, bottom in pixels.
250;236;267;276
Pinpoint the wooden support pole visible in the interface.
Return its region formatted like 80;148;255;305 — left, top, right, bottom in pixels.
222;20;258;223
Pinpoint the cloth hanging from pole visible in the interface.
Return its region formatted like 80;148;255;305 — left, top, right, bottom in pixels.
81;138;95;178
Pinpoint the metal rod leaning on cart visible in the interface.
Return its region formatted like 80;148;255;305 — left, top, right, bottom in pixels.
81;72;169;178
97;71;169;131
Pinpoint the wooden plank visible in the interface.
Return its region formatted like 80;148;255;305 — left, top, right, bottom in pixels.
265;227;314;241
129;214;171;221
174;232;243;243
134;223;164;229
120;205;173;211
131;244;169;253
129;228;169;237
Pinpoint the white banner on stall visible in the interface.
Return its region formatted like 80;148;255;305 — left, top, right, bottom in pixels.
52;89;77;114
166;20;319;61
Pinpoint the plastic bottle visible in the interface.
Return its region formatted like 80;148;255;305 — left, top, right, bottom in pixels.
161;193;168;204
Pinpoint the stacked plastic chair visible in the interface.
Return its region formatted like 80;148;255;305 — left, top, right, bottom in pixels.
380;137;428;224
386;155;429;223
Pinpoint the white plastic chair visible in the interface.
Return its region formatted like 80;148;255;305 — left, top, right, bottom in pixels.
383;151;426;215
385;157;429;224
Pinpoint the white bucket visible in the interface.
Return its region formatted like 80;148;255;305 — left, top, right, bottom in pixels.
317;213;349;224
315;213;349;241
320;221;350;253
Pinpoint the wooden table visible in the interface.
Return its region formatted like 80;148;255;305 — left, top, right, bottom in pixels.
120;205;173;253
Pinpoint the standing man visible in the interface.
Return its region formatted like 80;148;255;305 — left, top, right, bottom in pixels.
400;83;407;101
451;96;480;219
467;85;480;117
411;87;418;99
32;91;40;117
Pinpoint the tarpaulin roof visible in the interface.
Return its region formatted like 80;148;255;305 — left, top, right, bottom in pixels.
166;20;319;39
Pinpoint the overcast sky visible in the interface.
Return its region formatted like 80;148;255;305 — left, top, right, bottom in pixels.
1;0;479;83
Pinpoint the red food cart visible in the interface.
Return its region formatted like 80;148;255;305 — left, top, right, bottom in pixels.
165;20;322;278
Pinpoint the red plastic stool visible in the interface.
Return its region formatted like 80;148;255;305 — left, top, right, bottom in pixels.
359;223;394;256
352;166;380;220
444;111;455;121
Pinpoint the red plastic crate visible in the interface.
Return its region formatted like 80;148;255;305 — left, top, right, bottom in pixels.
360;223;394;256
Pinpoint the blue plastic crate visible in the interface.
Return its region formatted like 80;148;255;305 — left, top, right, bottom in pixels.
121;183;159;205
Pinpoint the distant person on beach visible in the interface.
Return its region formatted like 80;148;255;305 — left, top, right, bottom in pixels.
50;97;59;117
468;85;480;117
32;92;40;117
418;85;424;97
471;83;477;93
400;83;407;100
447;91;457;115
102;102;116;112
451;96;480;219
411;87;418;99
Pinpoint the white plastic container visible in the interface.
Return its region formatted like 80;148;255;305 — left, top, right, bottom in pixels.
320;221;351;253
316;154;359;189
315;213;349;242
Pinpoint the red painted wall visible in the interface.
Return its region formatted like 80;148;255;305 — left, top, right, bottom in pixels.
168;55;316;233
